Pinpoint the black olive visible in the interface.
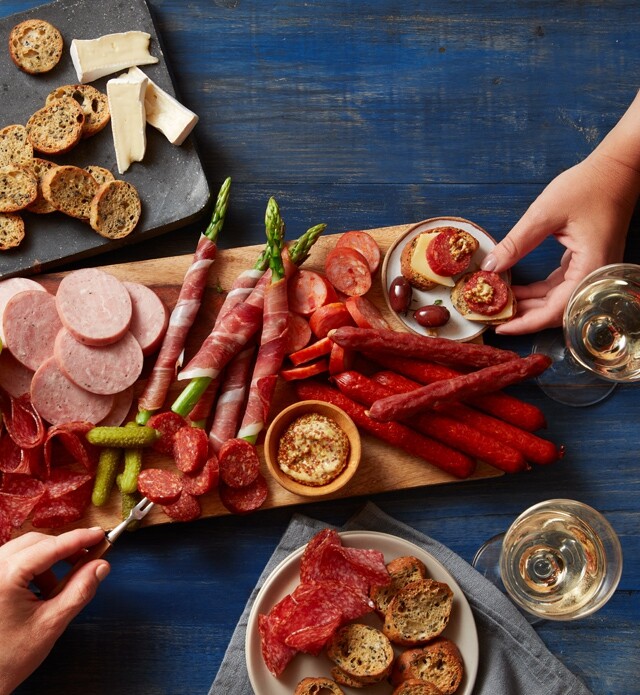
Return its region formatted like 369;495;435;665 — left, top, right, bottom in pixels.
414;304;451;328
389;276;412;314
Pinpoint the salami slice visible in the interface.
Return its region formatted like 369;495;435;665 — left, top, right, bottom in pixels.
1;391;45;450
137;468;183;505
173;426;209;474
324;247;372;297
0;483;45;527
218;438;260;488
123;281;169;356
309;302;354;339
258;613;297;677
427;227;478;276
0;277;46;344
2;290;62;370
461;270;509;315
335;231;381;273
0;507;13;546
287;269;336;315
162;490;201;521
0;349;33;398
31;357;115;426
299;528;342;584
285;313;312;354
43;421;98;475
147;411;187;455
55;329;143;396
345;295;390;330
55;268;132;346
219;472;268;514
181;456;219;496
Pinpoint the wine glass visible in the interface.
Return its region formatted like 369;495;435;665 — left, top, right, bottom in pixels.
472;499;623;621
533;263;640;406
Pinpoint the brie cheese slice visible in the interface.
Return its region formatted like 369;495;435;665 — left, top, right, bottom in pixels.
71;31;158;84
410;231;456;287
107;71;148;174
128;66;199;145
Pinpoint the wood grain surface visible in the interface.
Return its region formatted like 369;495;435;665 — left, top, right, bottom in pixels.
33;224;503;532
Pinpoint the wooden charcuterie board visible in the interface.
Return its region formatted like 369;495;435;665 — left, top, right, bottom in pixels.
30;223;503;532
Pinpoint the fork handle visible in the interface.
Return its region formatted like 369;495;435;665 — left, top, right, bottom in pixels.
44;536;113;599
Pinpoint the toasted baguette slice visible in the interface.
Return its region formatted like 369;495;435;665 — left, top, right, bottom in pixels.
0;125;33;167
89;180;141;239
26;158;59;214
9;19;63;74
383;578;453;646
450;270;516;325
0;212;26;250
0;165;38;213
26;97;84;155
46;84;110;138
370;555;428;615
42;165;98;219
84;165;115;186
392;679;445;695
326;623;394;684
330;666;369;688
294;676;346;694
390;638;464;695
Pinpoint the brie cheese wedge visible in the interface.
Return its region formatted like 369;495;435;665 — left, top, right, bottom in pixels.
71;31;158;84
410;231;456;287
128;66;199;145
107;71;148;174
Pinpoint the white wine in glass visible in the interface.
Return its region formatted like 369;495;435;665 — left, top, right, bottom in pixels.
534;263;640;406
474;499;622;621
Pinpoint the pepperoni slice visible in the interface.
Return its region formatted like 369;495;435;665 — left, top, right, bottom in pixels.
427;227;477;277
162;491;201;522
181;456;219;496
218;438;260;488
219;472;268;514
137;468;183;504
173;426;209;474
461;270;509;315
335;231;381;273
147;411;188;456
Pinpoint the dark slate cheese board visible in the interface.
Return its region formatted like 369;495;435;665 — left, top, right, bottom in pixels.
0;0;210;279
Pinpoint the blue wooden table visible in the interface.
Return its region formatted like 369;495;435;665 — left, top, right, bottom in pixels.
2;1;639;693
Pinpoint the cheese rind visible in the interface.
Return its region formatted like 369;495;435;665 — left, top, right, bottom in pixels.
70;31;158;84
410;232;456;287
128;67;199;145
107;72;148;174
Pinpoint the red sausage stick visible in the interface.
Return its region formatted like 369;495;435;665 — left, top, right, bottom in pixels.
373;371;562;466
294;381;476;479
329;327;519;369
369;353;547;431
331;371;528;474
367;354;552;422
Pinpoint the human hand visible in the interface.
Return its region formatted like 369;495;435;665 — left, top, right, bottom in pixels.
481;150;638;335
0;528;110;695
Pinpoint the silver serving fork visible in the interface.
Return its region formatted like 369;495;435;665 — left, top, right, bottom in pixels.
45;497;155;598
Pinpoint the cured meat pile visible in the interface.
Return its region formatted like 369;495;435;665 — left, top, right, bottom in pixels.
258;529;390;677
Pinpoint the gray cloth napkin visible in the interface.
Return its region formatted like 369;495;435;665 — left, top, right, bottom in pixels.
209;502;593;695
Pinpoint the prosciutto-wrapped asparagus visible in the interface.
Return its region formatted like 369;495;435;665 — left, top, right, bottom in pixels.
136;177;231;424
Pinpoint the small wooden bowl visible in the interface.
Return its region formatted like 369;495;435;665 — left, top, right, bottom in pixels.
264;400;361;497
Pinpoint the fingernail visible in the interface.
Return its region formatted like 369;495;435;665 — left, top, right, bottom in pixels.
480;254;497;271
96;563;110;582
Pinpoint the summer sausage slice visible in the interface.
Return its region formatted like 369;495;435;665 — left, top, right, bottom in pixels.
123;281;169;356
0;348;33;398
97;385;134;427
0;277;46;343
55;329;143;395
55;268;132;346
3;290;62;370
31;356;114;426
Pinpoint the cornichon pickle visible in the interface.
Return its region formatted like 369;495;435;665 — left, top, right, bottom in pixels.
117;447;143;494
92;448;122;507
120;490;142;530
86;425;160;448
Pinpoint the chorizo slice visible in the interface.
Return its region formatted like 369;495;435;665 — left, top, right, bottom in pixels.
324;247;371;297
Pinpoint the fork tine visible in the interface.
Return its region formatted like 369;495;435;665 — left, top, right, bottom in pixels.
131;496;155;520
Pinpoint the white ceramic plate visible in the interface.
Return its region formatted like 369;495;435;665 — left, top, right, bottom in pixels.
246;530;479;694
382;216;507;342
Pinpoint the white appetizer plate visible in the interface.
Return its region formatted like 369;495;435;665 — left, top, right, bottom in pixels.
382;216;506;342
246;530;479;695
